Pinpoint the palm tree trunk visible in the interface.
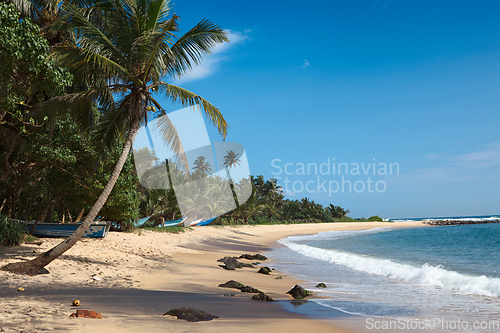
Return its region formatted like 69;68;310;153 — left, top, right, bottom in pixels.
1;118;140;275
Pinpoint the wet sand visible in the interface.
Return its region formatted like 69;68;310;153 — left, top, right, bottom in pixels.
0;221;424;332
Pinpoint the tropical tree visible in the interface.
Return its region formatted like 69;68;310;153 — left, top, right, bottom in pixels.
328;204;350;220
2;0;228;275
223;149;241;170
192;155;212;175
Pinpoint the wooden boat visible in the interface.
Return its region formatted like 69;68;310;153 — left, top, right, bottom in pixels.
153;217;215;227
156;217;186;227
194;217;216;226
17;220;111;238
135;215;153;227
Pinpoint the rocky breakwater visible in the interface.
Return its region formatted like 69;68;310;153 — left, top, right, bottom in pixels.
423;219;500;226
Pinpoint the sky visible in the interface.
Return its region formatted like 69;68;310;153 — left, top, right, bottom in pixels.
153;0;500;219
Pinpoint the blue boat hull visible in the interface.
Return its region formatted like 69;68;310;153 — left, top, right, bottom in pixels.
19;221;111;238
156;217;186;227
195;218;216;226
154;217;216;227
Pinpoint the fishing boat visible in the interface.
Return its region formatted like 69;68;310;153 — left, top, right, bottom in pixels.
152;216;216;227
156;217;186;227
193;217;216;226
17;220;111;238
183;217;217;226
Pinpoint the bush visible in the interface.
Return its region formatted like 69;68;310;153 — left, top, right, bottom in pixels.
0;215;27;246
368;215;384;222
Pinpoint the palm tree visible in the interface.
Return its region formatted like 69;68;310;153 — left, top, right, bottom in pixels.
2;0;228;275
222;150;241;207
192;156;212;175
223;149;241;170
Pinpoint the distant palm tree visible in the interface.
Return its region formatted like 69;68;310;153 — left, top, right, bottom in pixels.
222;150;241;207
2;0;228;275
192;156;212;175
223;150;241;170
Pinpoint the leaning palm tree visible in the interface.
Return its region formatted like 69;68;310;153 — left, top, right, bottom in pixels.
2;0;228;275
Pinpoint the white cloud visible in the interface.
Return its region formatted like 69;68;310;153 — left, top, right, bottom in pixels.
387;142;500;187
452;142;500;169
302;59;310;68
174;29;250;83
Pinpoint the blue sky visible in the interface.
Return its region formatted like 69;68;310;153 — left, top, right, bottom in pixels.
154;0;500;219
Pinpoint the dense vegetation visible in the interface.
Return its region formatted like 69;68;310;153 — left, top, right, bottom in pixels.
0;1;381;236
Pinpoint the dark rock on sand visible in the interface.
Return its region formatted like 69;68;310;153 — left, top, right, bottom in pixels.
240;254;268;261
240;286;262;293
218;280;262;293
257;267;272;275
218;280;245;289
316;283;327;288
217;256;244;270
163;307;218;322
241;263;255;268
252;292;275;302
287;285;312;300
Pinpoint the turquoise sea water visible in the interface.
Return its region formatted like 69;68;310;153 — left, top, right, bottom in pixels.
269;218;500;332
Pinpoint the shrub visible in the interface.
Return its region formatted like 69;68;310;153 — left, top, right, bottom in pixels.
0;215;27;246
368;215;384;222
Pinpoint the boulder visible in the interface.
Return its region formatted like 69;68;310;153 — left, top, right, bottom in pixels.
315;283;327;288
217;257;243;270
218;280;262;294
252;292;275;302
257;267;272;275
163;307;218;322
239;254;268;261
240;286;262;293
218;280;245;289
241;263;255;268
286;285;311;300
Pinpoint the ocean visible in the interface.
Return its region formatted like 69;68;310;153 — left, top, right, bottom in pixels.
268;216;500;332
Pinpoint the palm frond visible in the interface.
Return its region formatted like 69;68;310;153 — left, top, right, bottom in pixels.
165;19;228;78
50;45;133;84
91;98;132;156
59;2;131;71
154;113;190;176
33;85;113;132
139;16;178;83
159;84;227;138
145;0;172;31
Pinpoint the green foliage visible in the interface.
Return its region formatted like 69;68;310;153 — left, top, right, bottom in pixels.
141;226;192;233
0;2;72;123
368;215;384;222
0;215;26;246
24;235;39;243
1;114;139;223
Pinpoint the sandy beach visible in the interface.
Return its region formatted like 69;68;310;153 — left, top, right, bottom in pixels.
0;221;425;332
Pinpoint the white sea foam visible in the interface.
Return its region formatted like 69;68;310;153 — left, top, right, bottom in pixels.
279;233;500;298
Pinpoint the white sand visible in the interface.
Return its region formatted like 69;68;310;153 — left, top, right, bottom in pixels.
0;221;425;332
